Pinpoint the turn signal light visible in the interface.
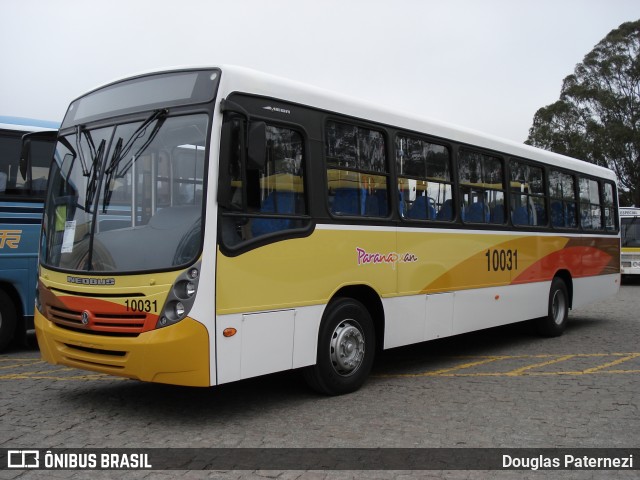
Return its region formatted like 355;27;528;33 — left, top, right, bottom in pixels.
223;328;237;337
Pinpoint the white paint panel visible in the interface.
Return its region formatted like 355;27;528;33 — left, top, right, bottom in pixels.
384;283;558;350
240;310;295;380
213;276;619;385
383;295;426;349
215;313;243;384
453;282;549;335
383;294;457;349
572;274;620;310
425;293;454;340
216;305;324;384
292;305;324;368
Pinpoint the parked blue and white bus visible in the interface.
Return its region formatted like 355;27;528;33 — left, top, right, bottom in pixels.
0;116;58;351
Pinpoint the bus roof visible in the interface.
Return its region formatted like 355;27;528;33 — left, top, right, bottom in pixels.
0;116;60;131
72;65;618;182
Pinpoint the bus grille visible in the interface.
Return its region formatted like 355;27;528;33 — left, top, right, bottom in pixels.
48;305;147;337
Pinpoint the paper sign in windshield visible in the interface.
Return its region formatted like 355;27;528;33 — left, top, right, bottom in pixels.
61;220;76;253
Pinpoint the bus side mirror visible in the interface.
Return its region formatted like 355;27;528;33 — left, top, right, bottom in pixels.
20;131;58;181
247;122;266;170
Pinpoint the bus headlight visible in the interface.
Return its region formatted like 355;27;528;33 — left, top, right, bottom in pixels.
174;280;196;299
156;261;201;329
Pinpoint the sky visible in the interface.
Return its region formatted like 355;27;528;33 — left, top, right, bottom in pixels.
2;0;640;143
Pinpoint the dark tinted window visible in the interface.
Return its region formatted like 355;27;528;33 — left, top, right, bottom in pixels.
326;120;389;217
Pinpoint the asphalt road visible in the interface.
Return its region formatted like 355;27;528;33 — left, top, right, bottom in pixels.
1;281;639;479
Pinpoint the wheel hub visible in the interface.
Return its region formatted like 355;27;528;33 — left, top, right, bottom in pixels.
552;290;566;325
330;320;365;376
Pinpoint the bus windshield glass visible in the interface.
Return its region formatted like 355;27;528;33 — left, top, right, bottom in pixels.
42;113;209;273
622;216;640;247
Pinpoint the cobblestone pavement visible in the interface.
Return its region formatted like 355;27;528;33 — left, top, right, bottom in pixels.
1;283;639;479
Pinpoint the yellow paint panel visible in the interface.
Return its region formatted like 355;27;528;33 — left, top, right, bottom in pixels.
423;235;569;292
40;267;182;292
216;229;396;314
217;228;581;314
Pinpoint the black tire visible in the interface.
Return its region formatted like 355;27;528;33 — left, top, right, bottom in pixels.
536;277;569;337
0;290;17;352
304;298;375;395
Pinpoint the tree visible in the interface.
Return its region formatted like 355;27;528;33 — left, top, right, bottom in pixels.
526;20;640;206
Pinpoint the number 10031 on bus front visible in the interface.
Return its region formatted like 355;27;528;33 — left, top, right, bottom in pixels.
124;299;158;313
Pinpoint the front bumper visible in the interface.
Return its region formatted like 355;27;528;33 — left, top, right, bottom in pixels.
35;310;210;387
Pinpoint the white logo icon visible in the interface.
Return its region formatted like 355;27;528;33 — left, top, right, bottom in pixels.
262;106;291;115
7;450;40;468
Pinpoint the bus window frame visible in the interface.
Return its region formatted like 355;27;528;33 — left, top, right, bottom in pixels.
457;147;507;226
394;131;455;224
217;108;314;256
547;166;580;232
323;117;392;220
600;179;618;232
508;156;550;228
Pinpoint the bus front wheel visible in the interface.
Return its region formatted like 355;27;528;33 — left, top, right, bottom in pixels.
304;298;375;395
0;290;17;352
536;277;569;337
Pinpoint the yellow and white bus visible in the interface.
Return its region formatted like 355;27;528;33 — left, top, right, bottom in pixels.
620;207;640;279
34;66;620;394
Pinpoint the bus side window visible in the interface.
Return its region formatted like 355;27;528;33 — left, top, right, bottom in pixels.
396;134;453;222
579;177;602;230
250;126;306;237
219;117;307;248
509;159;547;227
325;121;389;217
549;170;577;228
602;182;616;231
0;132;21;195
458;149;505;225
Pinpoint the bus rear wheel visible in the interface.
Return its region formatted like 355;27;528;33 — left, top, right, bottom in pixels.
0;290;17;352
304;298;375;395
536;277;569;337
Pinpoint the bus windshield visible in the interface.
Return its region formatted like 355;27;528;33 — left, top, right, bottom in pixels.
41;113;209;273
622;216;640;247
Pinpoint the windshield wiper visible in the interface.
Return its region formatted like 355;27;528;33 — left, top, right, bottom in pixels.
104;109;168;177
75;126;91;177
85;139;106;213
102;109;168;212
74;126;106;212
